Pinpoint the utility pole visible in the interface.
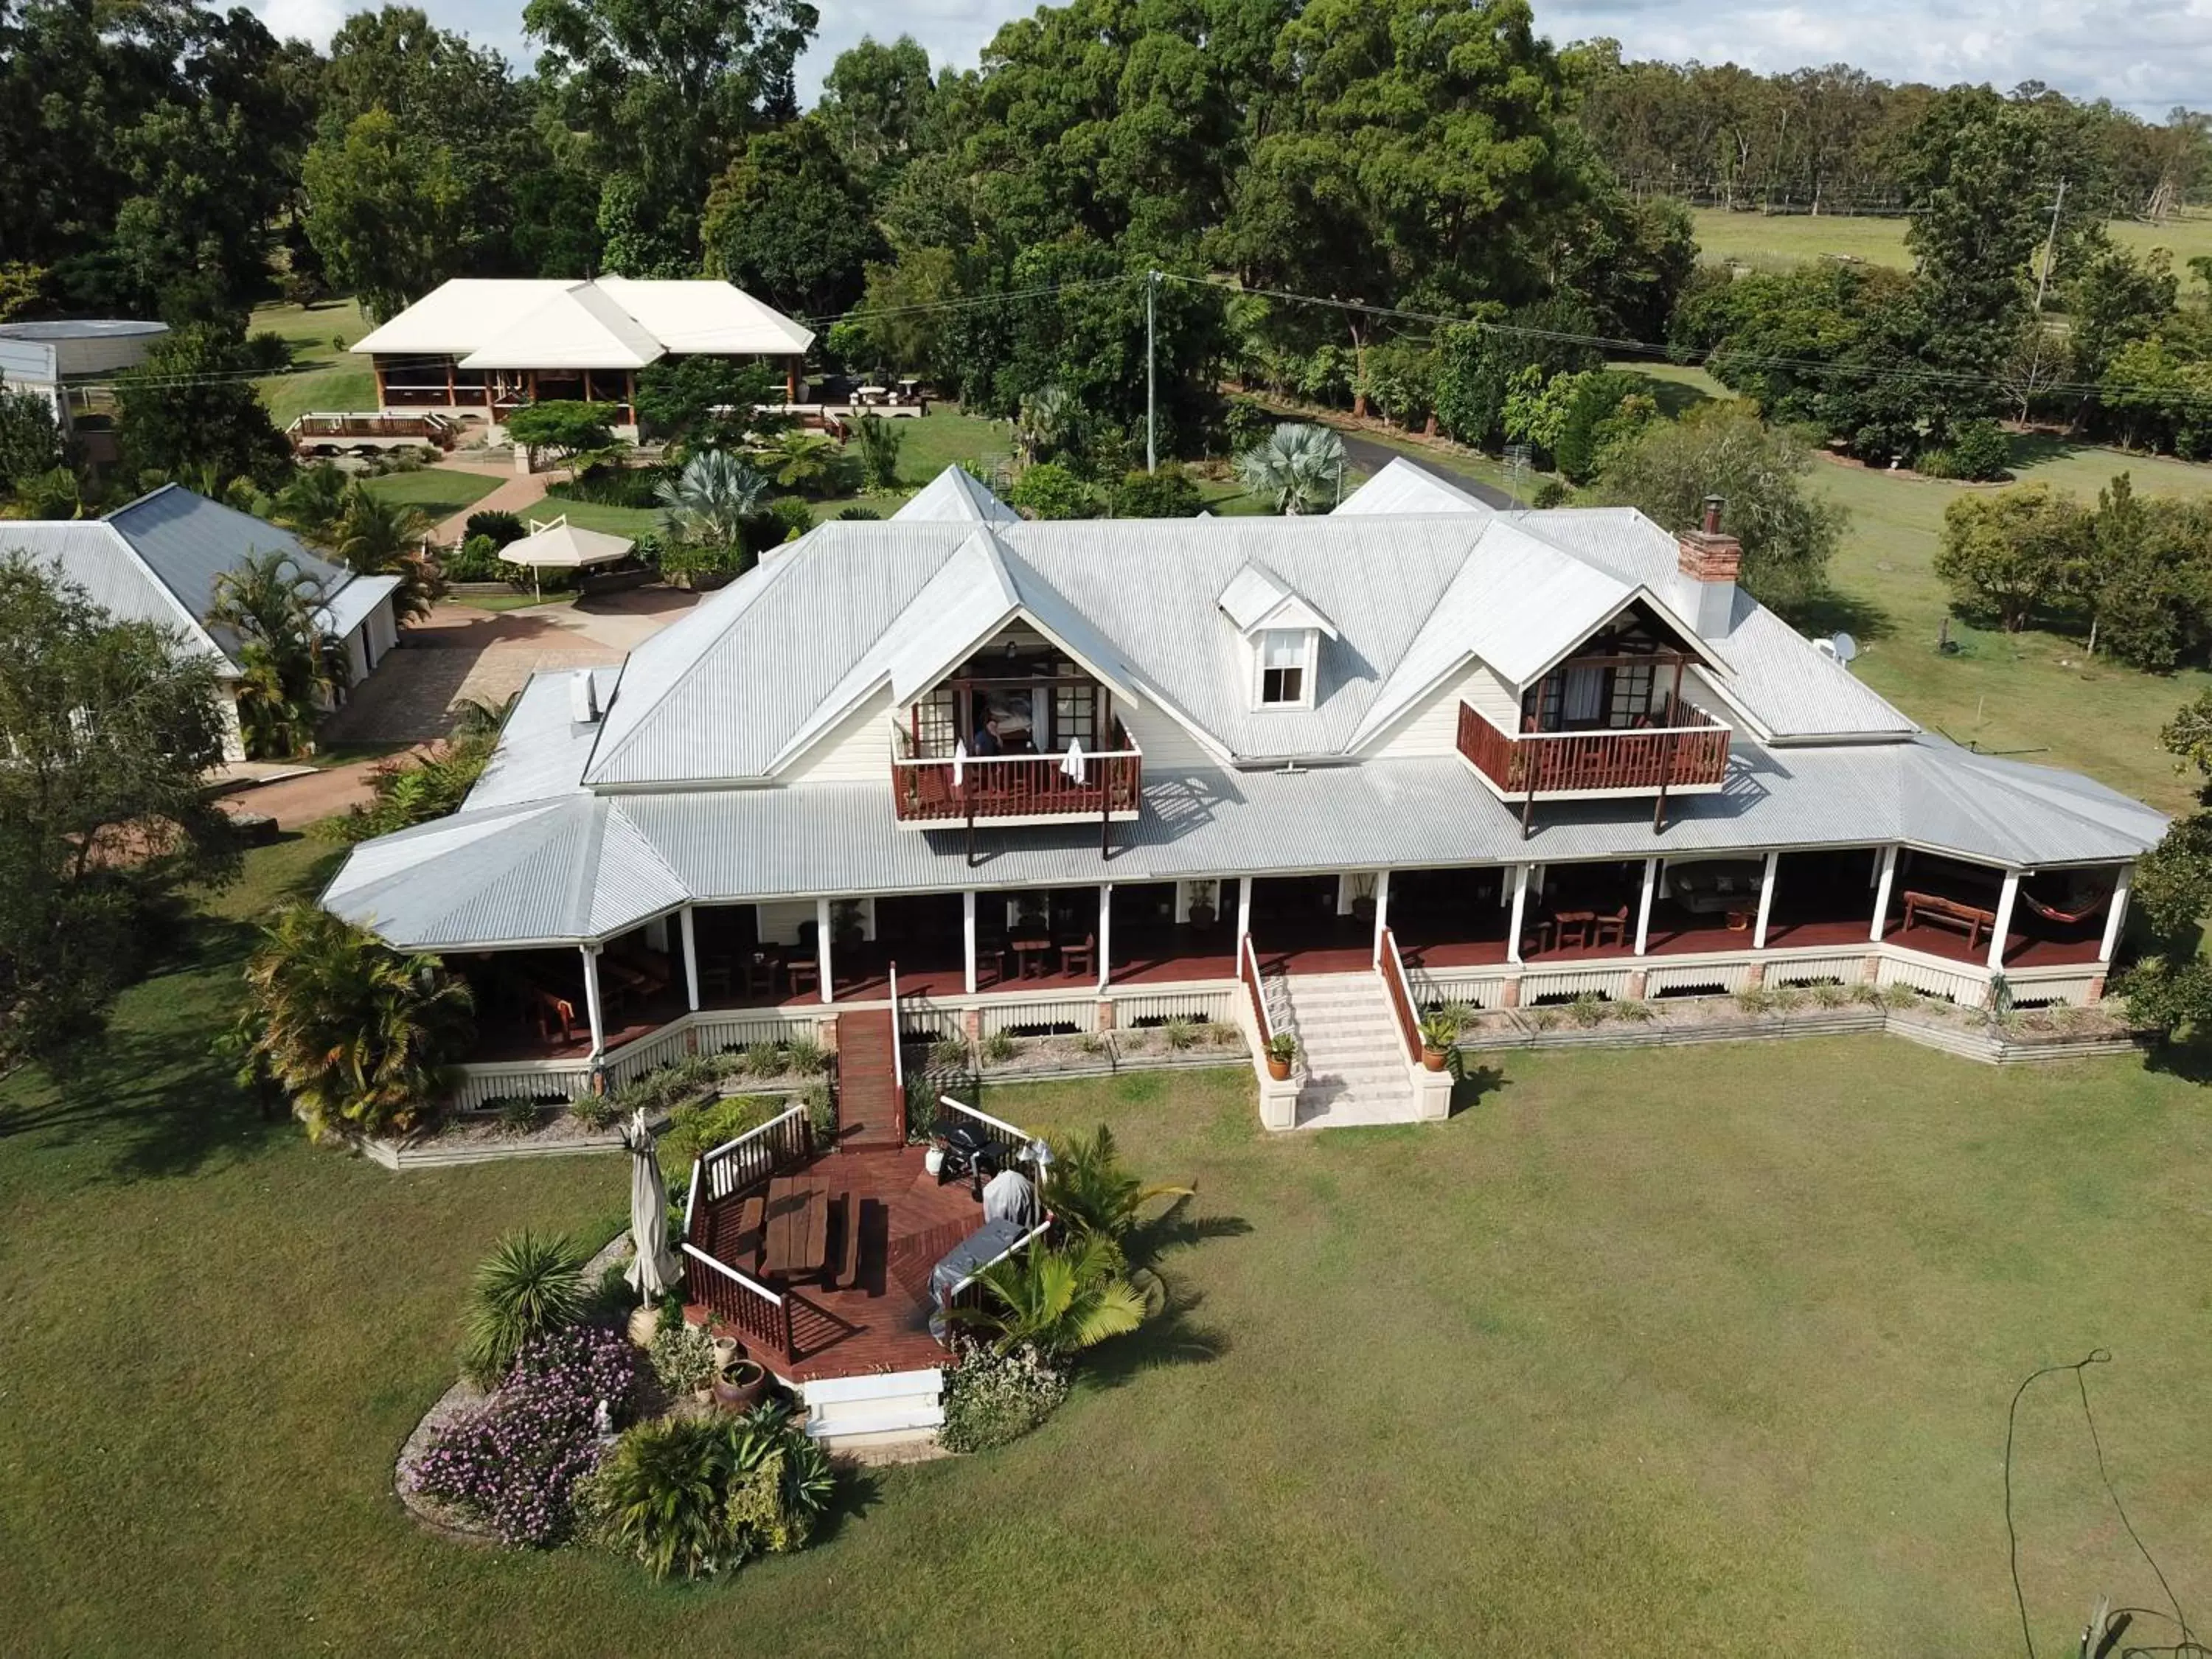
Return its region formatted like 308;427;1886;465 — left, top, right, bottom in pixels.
2033;178;2068;316
1145;268;1159;474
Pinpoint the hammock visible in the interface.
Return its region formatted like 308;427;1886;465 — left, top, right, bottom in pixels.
2016;885;2112;926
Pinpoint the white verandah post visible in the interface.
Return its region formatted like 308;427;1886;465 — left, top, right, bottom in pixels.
2099;863;2135;962
580;944;605;1057
1098;883;1113;992
1634;858;1658;956
815;897;834;1004
1236;876;1252;942
1869;845;1899;945
1506;865;1530;966
1371;869;1391;967
1989;869;2021;973
1753;851;1780;950
962;889;978;995
678;904;700;1012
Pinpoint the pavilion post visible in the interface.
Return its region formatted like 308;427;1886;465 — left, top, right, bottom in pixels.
815;897;834;1004
2098;863;2134;962
1506;865;1530;965
1236;876;1252;943
580;945;605;1057
1370;870;1391;967
1097;883;1113;992
1869;845;1899;945
1634;858;1658;956
1753;852;1780;950
1989;870;2021;973
963;889;978;995
678;905;700;1012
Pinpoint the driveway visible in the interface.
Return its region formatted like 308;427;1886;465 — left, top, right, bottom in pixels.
1335;435;1521;509
317;585;703;745
215;753;417;831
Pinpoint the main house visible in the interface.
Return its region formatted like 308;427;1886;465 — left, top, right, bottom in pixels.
351;276;816;440
7;484;402;761
321;459;2163;1130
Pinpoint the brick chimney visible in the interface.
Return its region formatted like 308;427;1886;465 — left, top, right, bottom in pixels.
1672;494;1740;639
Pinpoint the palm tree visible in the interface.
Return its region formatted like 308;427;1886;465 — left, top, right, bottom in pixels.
945;1234;1147;1357
333;482;439;622
1013;385;1076;466
1044;1124;1192;1262
240;902;475;1141
1235;422;1349;514
758;430;841;495
207;548;335;757
272;463;350;545
461;1230;589;1385
655;450;769;555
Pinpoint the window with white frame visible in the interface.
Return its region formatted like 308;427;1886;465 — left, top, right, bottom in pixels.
1257;627;1314;707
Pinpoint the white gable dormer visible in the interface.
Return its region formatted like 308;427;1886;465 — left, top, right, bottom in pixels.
1219;561;1338;713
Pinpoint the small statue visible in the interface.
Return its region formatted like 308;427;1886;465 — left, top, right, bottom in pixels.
593;1398;614;1437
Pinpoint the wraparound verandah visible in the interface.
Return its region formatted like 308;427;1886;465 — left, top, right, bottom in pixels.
441;844;2135;1102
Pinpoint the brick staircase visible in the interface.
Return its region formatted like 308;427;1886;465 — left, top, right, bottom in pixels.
1279;971;1422;1128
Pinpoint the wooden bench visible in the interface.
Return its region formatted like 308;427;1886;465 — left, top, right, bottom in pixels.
1902;890;1996;950
834;1194;863;1290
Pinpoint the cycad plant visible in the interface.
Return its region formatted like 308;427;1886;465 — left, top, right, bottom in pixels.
238;902;475;1141
655;449;769;557
580;1404;835;1580
461;1229;589;1385
853;413;903;490
946;1234;1147;1358
1045;1124;1192;1265
758;430;842;495
208;549;335;757
1234;422;1349;514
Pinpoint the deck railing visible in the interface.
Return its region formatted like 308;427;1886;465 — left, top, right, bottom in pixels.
680;1242;793;1357
1238;933;1274;1049
1456;699;1731;797
942;1215;1055;1316
891;720;1142;826
936;1094;1035;1168
1377;928;1423;1065
288;411;457;447
686;1104;812;1231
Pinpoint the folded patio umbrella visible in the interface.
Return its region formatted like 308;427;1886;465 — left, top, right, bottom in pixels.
622;1109;679;1301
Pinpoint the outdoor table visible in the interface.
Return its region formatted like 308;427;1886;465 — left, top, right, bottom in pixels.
1011;936;1054;978
761;1174;829;1281
742;952;783;999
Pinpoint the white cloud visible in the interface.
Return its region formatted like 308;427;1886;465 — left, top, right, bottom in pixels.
243;0;2208;119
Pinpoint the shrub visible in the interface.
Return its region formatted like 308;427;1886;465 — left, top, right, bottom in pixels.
1733;987;1777;1015
1531;478;1573;509
741;1039;784;1077
496;1096;540;1135
1947;417;2012;482
930;1035;971;1069
549;462;667;509
660;1095;780;1175
462;1230;590;1386
1613;998;1656;1023
1880;981;1923;1009
1567;992;1607;1027
1162;1016;1199;1050
575;1406;834;1579
1007;461;1095;520
1771;985;1808;1012
835;504;880;520
783;1036;827;1075
1111;463;1203;518
801;1079;834;1142
1435;999;1480;1034
1810;981;1853;1008
939;1340;1072;1453
572;1092;622;1131
465;509;526;548
1075;1031;1110;1057
442;534;509;582
980;1028;1018;1064
408;1326;642;1546
647;1318;718;1396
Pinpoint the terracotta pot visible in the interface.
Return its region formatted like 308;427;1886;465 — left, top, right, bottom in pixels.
712;1361;768;1412
1421;1045;1449;1073
1265;1054;1292;1082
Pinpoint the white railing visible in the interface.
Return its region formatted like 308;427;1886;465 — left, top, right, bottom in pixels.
1765;953;1873;989
1643;960;1757;998
680;1241;784;1306
1878;954;1990;1009
977;997;1099;1037
941;1095;1034;1152
691;1009;815;1052
450;1057;594;1113
1238;933;1274;1048
1405;967;1512;1011
1377;930;1423;1064
601;1020;695;1093
690;1103;810;1219
1110;987;1235;1026
1517;966;1638;1002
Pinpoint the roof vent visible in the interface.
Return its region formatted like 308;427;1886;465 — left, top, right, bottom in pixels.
569;669;601;724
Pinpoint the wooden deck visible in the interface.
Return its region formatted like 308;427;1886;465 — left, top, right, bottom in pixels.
686;1145;987;1383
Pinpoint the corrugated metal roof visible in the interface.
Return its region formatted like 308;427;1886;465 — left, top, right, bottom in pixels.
891;466;1021;523
357;277;814;362
464;668;619;811
0;518;234;669
330;734;2165;951
319;573;400;641
102;485;354;655
1334;456;1500;518
461;282;664;370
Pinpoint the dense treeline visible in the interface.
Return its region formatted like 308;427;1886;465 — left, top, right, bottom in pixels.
1573;48;2211;220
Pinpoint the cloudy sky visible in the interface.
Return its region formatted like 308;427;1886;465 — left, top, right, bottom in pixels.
250;0;2210;119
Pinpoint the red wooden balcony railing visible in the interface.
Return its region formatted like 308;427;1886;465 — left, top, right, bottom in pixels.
891;720;1142;827
1456;698;1731;798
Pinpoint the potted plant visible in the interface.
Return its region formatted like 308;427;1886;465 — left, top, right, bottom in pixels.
1186;880;1217;931
712;1358;768;1411
1265;1032;1298;1081
1417;1015;1458;1071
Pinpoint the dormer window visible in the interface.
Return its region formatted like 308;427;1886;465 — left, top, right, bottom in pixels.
1258;628;1314;707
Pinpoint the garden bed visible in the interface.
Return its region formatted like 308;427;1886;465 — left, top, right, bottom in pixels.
959;1023;1250;1084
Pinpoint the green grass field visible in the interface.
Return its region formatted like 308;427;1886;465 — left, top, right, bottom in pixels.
2;841;2207;1655
249;297;375;430
353;465;503;524
1692;206;2212;276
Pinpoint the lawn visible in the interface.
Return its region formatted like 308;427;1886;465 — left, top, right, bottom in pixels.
249;296;376;430
355;466;504;524
3;843;2207;1655
1692;206;2212;276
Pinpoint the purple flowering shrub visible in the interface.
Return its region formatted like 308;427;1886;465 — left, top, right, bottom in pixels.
408;1326;642;1546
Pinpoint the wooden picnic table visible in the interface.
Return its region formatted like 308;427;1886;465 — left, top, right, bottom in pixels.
1903;889;1996;950
761;1173;830;1281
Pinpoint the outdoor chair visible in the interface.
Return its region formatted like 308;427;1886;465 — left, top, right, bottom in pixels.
1060;934;1096;977
787;956;820;998
1593;907;1630;949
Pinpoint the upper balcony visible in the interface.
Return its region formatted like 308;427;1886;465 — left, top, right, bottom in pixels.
1455;695;1731;803
891;714;1141;828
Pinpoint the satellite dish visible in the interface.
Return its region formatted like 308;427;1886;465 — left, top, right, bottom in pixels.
1831;633;1860;664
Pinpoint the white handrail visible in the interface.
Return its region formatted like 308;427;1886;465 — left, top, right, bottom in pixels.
1512;720;1725;741
889;961;904;1103
939;1095;1032;1147
945;1214;1054;1302
1239;933;1274;1046
891;746;1144;767
697;1102;805;1168
679;1241;785;1306
683;1156;703;1241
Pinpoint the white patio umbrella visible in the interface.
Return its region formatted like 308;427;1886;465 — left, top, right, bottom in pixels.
498;514;635;602
622;1110;679;1301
